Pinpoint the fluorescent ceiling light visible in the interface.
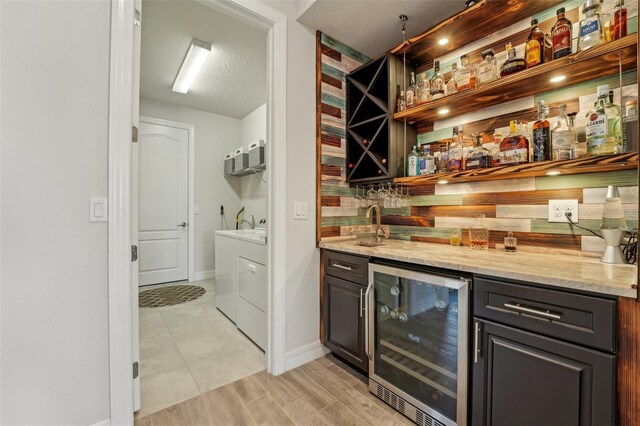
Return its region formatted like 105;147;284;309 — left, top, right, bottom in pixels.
172;39;211;94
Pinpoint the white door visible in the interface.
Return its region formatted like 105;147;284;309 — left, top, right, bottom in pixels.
138;121;189;286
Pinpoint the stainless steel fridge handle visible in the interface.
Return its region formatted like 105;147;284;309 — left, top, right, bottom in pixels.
364;280;373;360
474;321;481;363
503;302;561;320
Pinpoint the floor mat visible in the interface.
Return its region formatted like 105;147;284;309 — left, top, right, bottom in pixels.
139;284;206;308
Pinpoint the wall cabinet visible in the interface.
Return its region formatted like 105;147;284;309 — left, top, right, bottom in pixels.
322;250;370;372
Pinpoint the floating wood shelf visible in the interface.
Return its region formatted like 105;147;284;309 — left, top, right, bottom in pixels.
394;153;638;186
393;35;638;126
391;0;563;66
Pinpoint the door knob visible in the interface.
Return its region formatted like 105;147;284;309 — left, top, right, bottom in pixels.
178;222;187;228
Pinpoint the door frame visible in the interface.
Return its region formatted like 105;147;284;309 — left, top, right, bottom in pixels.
107;0;288;424
138;116;196;283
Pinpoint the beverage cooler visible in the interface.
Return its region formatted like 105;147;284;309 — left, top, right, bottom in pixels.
366;262;470;426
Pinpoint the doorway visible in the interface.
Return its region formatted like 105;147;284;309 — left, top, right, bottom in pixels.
107;0;288;422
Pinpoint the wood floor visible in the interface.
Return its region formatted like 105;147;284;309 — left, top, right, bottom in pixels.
135;355;414;425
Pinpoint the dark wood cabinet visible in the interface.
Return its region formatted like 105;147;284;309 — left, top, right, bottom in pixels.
346;54;416;184
323;274;368;372
472;320;616;426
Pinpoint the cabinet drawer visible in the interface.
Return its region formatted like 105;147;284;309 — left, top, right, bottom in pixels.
474;277;616;353
324;250;369;285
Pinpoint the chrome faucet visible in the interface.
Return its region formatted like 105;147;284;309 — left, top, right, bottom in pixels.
366;205;389;243
239;214;256;229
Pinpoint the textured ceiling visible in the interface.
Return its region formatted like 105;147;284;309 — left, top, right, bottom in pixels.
298;0;467;58
140;0;267;118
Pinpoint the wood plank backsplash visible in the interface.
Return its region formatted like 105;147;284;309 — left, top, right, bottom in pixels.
317;0;639;253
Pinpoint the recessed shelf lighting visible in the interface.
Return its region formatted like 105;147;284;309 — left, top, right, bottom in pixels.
438;108;450;115
550;75;566;83
438;38;449;46
546;170;562;176
438;179;449;185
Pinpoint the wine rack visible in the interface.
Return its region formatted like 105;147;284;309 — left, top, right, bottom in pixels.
346;54;416;184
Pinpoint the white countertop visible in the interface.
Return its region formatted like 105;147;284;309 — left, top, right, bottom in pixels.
319;238;638;298
215;229;267;245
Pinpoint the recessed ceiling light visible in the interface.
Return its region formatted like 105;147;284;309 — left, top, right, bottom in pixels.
438;179;449;185
438;38;449;46
438;108;450;115
546;171;562;176
550;75;566;83
172;39;211;94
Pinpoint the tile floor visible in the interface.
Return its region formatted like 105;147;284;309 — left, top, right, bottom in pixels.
137;279;265;417
135;355;414;426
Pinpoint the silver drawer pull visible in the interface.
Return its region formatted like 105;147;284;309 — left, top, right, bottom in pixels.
504;302;562;320
332;263;352;271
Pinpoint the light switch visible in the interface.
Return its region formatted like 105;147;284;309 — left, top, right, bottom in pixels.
194;205;200;215
293;201;308;220
90;197;108;222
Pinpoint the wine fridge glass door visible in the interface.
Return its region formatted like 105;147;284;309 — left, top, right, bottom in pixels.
368;264;469;426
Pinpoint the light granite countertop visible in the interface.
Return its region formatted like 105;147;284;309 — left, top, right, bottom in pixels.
319;238;639;298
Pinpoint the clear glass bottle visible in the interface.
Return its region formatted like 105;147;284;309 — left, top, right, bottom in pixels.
419;144;436;175
504;231;517;252
437;144;450;173
446;63;458;96
449;126;465;171
399;91;406;112
500;120;530;165
623;99;638;153
407;145;419;176
533;101;551;162
579;0;605;52
430;60;446;100
552;104;577;160
526;19;545;68
552;7;573;59
454;54;477;92
500;42;526;77
417;74;430;104
477;49;498;85
469;214;489;250
406;72;416;108
466;136;492;170
613;0;627;40
586;84;622;155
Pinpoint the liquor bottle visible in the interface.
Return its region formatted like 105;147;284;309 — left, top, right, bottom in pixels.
399;91;406;112
454;54;477;91
469;214;489;250
407;145;419;176
449;126;465;171
532;101;551;161
526;19;545;68
552;7;573;59
446;63;458;96
419;145;436;175
586;84;622;155
477;49;498;85
500;43;526;77
430;61;446;100
552;104;576;160
466;136;492;170
599;0;613;42
417;74;431;104
579;0;605;52
406;72;416;108
500;120;530;165
437;144;450;173
614;1;627;40
623;99;638;153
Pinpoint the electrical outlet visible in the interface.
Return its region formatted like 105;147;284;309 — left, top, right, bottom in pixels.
548;200;579;223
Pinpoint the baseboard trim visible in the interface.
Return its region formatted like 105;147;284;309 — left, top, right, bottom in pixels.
89;418;110;426
192;270;215;281
285;340;330;371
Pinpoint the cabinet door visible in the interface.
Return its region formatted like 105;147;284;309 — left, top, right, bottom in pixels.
324;275;368;372
472;319;615;426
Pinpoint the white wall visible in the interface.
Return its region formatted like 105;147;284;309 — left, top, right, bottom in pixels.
240;104;268;222
140;98;243;276
0;1;111;424
260;0;321;356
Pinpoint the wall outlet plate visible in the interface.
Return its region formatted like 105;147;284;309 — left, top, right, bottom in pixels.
548;199;579;223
